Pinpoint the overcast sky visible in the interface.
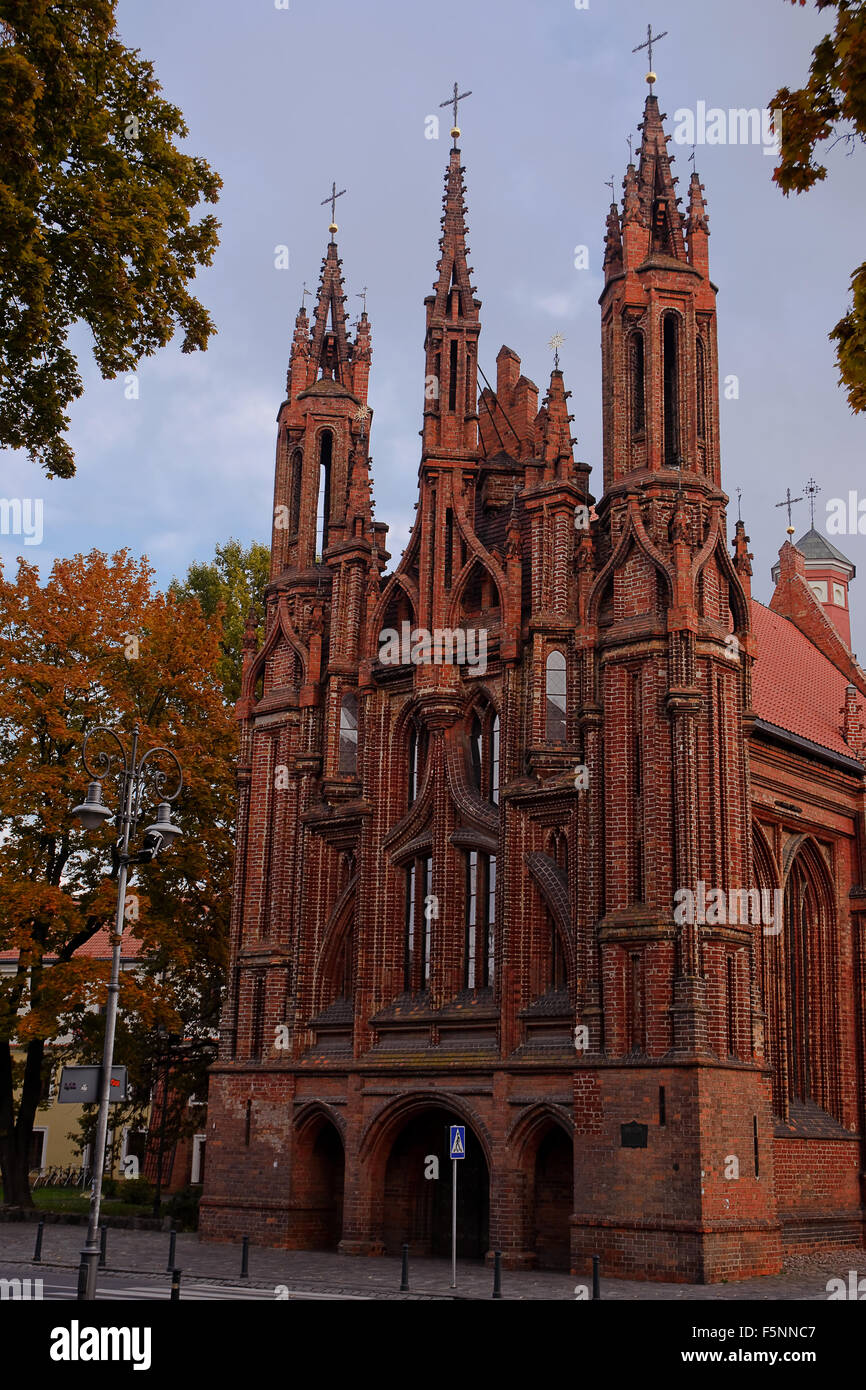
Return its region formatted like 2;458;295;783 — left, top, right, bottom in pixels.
2;0;864;654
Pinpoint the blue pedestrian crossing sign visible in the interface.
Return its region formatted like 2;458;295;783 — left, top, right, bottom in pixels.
449;1125;466;1160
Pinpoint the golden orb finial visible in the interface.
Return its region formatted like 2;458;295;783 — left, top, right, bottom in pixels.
329;222;338;236
451;125;460;141
646;70;656;85
787;525;795;535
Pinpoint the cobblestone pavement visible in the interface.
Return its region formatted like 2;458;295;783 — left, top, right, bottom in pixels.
1;1222;864;1300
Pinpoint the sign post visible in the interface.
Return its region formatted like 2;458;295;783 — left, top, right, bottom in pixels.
58;1066;128;1103
449;1124;465;1290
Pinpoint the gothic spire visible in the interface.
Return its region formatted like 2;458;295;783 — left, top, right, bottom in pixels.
603;198;623;277
685;168;710;276
422;143;482;458
430;145;479;322
310;239;352;382
539;367;577;477
636;93;686;259
286;303;310;399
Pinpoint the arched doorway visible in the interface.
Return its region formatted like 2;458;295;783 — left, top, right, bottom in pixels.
292;1114;345;1251
382;1106;489;1259
532;1125;573;1270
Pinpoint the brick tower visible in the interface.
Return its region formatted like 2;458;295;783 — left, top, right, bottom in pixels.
580;86;780;1276
200;79;866;1280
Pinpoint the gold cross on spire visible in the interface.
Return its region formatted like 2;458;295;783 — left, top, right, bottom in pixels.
321;181;346;240
440;81;472;145
775;486;803;536
632;22;668;85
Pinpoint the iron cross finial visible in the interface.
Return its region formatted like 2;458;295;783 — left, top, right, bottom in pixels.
627;134;634;163
301;281;312;310
804;476;821;527
605;174;616;200
775;486;803;535
440;81;472;144
357;286;368;314
321;181;346;239
632;22;669;84
736;486;743;522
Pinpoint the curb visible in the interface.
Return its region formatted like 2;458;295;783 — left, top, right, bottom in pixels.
0;1256;466;1299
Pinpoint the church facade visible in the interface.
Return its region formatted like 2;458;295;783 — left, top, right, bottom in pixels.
199;86;866;1281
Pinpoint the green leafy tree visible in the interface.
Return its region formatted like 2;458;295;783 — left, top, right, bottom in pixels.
171;539;270;703
771;0;866;411
0;0;221;478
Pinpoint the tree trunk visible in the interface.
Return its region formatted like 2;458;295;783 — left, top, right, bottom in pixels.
0;1135;34;1207
0;1036;43;1208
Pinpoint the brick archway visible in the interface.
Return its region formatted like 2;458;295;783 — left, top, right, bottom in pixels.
508;1105;574;1269
291;1108;345;1251
361;1096;491;1260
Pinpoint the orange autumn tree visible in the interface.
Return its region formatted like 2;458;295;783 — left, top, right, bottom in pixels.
0;549;235;1206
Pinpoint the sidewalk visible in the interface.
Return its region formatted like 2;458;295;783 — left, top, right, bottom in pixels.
1;1222;863;1299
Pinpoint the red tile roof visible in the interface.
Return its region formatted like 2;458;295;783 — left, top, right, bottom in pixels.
0;927;143;964
750;598;854;759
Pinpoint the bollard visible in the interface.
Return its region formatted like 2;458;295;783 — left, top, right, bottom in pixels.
167;1228;177;1272
592;1254;600;1300
33;1219;45;1264
400;1242;410;1292
99;1226;108;1269
492;1250;502;1300
241;1234;250;1279
76;1252;89;1299
170;1267;181;1302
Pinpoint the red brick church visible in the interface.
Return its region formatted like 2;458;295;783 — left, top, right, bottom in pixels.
200;81;866;1281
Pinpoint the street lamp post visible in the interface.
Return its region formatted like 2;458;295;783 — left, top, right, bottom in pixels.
70;724;182;1301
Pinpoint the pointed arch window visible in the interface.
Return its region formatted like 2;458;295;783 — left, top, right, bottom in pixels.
465;850;496;990
290;448;303;534
696;336;707;444
407;724;428;805
338;692;358;775
408;728;418;804
662;312;680;468
448;339;459;412
334;922;355;1002
630;331;645;435
404;854;432;992
467;705;500;804
549;911;567;992
470;713;483;791
315;430;333;557
545;650;567;742
761;838;841;1122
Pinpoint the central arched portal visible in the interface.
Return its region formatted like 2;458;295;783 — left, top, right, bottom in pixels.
382;1106;489;1259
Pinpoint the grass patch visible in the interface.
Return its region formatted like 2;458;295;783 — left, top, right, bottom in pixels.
1;1187;151;1218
